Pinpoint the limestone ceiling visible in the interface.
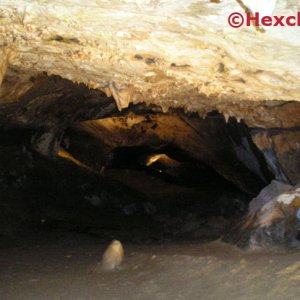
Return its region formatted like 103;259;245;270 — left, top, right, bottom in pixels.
1;0;300;116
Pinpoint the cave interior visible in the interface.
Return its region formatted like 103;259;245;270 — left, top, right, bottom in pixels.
1;75;295;244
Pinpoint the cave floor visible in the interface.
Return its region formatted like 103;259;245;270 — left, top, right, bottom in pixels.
1;231;300;300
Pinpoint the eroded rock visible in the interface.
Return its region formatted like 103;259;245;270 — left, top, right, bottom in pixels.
223;180;300;251
252;129;300;185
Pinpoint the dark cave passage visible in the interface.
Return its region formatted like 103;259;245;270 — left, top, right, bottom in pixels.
0;76;281;244
0;114;273;244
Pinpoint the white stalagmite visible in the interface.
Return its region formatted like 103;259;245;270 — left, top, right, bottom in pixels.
101;240;124;271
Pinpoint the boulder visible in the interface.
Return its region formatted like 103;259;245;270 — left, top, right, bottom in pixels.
223;180;300;251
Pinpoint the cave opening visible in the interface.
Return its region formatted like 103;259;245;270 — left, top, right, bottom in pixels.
0;76;277;245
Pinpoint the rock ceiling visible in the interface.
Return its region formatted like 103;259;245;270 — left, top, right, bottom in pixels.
1;0;300;120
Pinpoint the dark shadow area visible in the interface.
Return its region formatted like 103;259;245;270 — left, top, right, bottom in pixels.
0;126;251;245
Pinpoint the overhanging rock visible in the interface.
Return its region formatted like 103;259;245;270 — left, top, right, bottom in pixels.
1;0;300;120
